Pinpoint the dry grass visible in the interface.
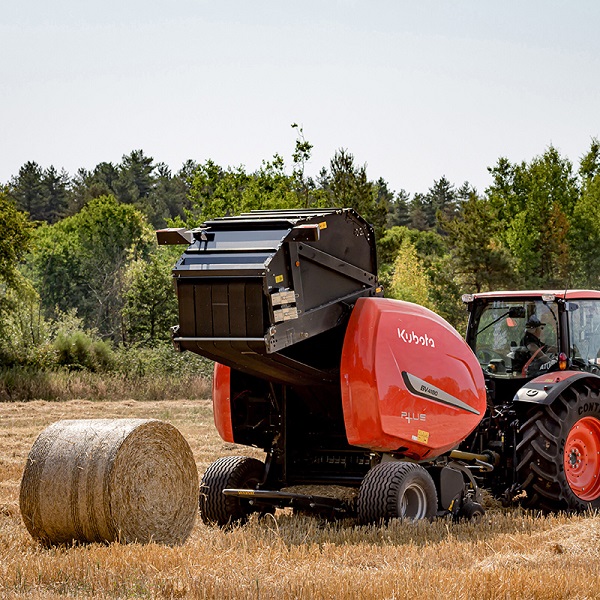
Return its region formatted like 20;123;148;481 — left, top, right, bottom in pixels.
2;399;600;599
0;370;212;403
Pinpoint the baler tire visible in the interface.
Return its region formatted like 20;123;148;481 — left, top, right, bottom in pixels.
199;456;265;526
357;462;438;524
458;500;485;522
516;382;600;511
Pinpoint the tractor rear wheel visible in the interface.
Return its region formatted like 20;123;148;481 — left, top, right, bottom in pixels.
357;462;438;524
199;456;265;526
516;383;600;511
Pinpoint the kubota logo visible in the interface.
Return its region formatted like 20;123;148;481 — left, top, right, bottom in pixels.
397;328;436;348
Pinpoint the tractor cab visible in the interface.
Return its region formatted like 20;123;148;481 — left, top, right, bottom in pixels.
464;291;600;403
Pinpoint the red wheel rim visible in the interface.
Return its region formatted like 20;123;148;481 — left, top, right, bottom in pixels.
564;416;600;501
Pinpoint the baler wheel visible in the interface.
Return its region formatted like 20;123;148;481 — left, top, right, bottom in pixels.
199;456;265;526
458;500;485;522
516;383;600;511
357;462;438;524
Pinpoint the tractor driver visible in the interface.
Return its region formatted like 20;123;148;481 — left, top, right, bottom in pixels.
522;315;556;374
523;316;547;353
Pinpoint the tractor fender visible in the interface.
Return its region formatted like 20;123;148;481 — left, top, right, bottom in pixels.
513;370;600;406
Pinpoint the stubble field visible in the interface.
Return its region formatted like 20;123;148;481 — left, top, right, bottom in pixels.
2;398;600;599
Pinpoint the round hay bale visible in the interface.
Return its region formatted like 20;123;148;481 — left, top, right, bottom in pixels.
19;419;198;546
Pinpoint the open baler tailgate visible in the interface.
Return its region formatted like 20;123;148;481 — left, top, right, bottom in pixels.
159;209;382;386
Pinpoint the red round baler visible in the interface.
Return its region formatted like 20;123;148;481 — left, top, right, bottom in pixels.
159;208;491;523
341;297;486;460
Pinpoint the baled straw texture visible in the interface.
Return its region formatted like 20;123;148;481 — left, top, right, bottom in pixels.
19;418;198;546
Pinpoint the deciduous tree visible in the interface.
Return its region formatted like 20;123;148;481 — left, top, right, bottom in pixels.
28;195;153;338
387;238;432;309
122;248;179;345
0;191;34;362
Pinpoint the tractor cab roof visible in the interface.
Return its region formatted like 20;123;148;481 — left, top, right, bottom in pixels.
465;290;600;302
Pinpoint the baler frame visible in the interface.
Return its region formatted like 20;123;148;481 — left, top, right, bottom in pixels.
158;208;490;524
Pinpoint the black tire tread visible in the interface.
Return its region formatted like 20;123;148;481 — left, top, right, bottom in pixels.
516;382;600;511
199;456;264;526
459;501;485;521
357;462;437;524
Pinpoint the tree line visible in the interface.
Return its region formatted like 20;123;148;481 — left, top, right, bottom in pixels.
1;127;599;371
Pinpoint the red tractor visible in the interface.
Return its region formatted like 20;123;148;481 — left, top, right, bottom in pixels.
158;209;600;523
462;290;600;511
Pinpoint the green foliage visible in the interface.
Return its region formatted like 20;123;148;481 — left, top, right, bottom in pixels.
425;255;469;334
145;162;193;228
187;156;303;223
0;191;34;356
291;123;318;208
7;162;70;223
324;149;389;238
377;226;449;319
569;138;600;288
487;146;578;287
113;149;155;205
0;283;211;380
27;195;153;338
409;177;459;232
54;331;114;372
440;193;515;292
386;189;411;228
387;238;433;309
0;284;48;367
377;226;447;273
377;226;412;269
0;286;114;372
68;153;194;228
0;190;33;293
5;136;600;351
112;344;213;379
122;247;179;345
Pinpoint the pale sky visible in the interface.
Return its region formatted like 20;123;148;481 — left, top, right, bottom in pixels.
2;1;599;196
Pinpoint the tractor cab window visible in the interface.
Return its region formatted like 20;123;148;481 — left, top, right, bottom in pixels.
568;300;600;375
473;300;559;379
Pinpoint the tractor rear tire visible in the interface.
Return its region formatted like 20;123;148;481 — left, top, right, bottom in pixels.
516;382;600;511
357;462;438;524
199;456;265;526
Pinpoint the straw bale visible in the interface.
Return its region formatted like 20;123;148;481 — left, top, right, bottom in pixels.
19;419;198;546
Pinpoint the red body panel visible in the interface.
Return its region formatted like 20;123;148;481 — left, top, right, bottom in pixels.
340;298;486;460
212;363;235;443
529;370;583;385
